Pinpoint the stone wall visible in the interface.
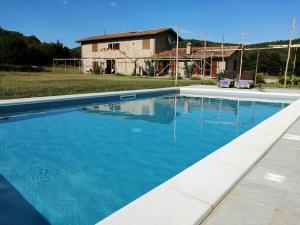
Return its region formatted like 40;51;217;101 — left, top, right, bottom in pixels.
81;33;175;75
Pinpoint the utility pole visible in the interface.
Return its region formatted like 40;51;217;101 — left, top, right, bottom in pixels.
221;34;225;74
255;50;260;84
202;30;207;78
284;17;296;88
292;48;298;86
221;34;225;62
255;50;260;83
239;32;247;80
175;25;179;86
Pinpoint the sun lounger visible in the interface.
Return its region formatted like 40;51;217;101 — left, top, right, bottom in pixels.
234;80;254;89
217;79;234;88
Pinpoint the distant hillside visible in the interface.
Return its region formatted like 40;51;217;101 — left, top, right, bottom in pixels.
246;38;300;48
243;39;300;75
179;39;236;48
0;27;79;66
179;38;300;48
71;46;81;58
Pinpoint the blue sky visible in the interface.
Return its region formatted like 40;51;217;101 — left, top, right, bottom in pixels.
0;0;299;48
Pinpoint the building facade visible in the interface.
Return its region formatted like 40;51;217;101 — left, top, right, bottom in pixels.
77;28;239;78
77;28;179;75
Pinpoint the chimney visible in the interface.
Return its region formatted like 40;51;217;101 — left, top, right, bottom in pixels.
186;42;192;55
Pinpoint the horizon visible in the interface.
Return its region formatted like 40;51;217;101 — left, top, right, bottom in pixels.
1;0;300;48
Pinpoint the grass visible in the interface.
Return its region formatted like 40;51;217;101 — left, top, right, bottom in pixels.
0;71;216;99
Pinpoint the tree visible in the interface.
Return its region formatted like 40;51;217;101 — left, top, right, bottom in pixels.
183;62;194;78
0;27;76;66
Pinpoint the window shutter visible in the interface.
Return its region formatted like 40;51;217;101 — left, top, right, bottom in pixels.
143;39;150;49
92;43;98;52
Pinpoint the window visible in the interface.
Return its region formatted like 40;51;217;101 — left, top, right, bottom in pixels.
113;43;120;50
92;43;98;52
143;39;150;49
108;43;120;50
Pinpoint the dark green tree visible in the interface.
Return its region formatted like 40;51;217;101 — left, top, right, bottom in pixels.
0;27;78;66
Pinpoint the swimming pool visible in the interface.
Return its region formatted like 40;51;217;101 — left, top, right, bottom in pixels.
0;94;288;225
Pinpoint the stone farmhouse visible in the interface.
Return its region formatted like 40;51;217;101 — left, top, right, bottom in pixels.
77;28;239;78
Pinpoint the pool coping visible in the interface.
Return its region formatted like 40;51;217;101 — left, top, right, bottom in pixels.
0;87;179;106
0;87;179;117
1;87;300;225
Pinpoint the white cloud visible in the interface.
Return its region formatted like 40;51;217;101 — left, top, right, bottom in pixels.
109;1;118;7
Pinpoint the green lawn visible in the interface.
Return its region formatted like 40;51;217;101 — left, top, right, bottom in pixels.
0;71;216;99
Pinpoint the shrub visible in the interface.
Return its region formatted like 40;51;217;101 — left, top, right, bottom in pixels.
93;67;100;74
216;73;224;81
131;60;137;76
190;76;201;80
145;60;155;76
255;73;266;84
0;64;45;72
278;76;292;85
200;79;217;85
183;62;194;78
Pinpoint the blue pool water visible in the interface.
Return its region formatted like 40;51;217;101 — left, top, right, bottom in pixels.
0;95;287;225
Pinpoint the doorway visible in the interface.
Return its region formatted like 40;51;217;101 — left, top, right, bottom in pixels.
106;60;116;74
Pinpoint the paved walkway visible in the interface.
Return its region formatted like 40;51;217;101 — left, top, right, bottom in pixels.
201;118;300;225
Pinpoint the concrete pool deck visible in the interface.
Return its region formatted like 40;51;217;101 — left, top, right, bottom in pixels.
201;117;300;225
